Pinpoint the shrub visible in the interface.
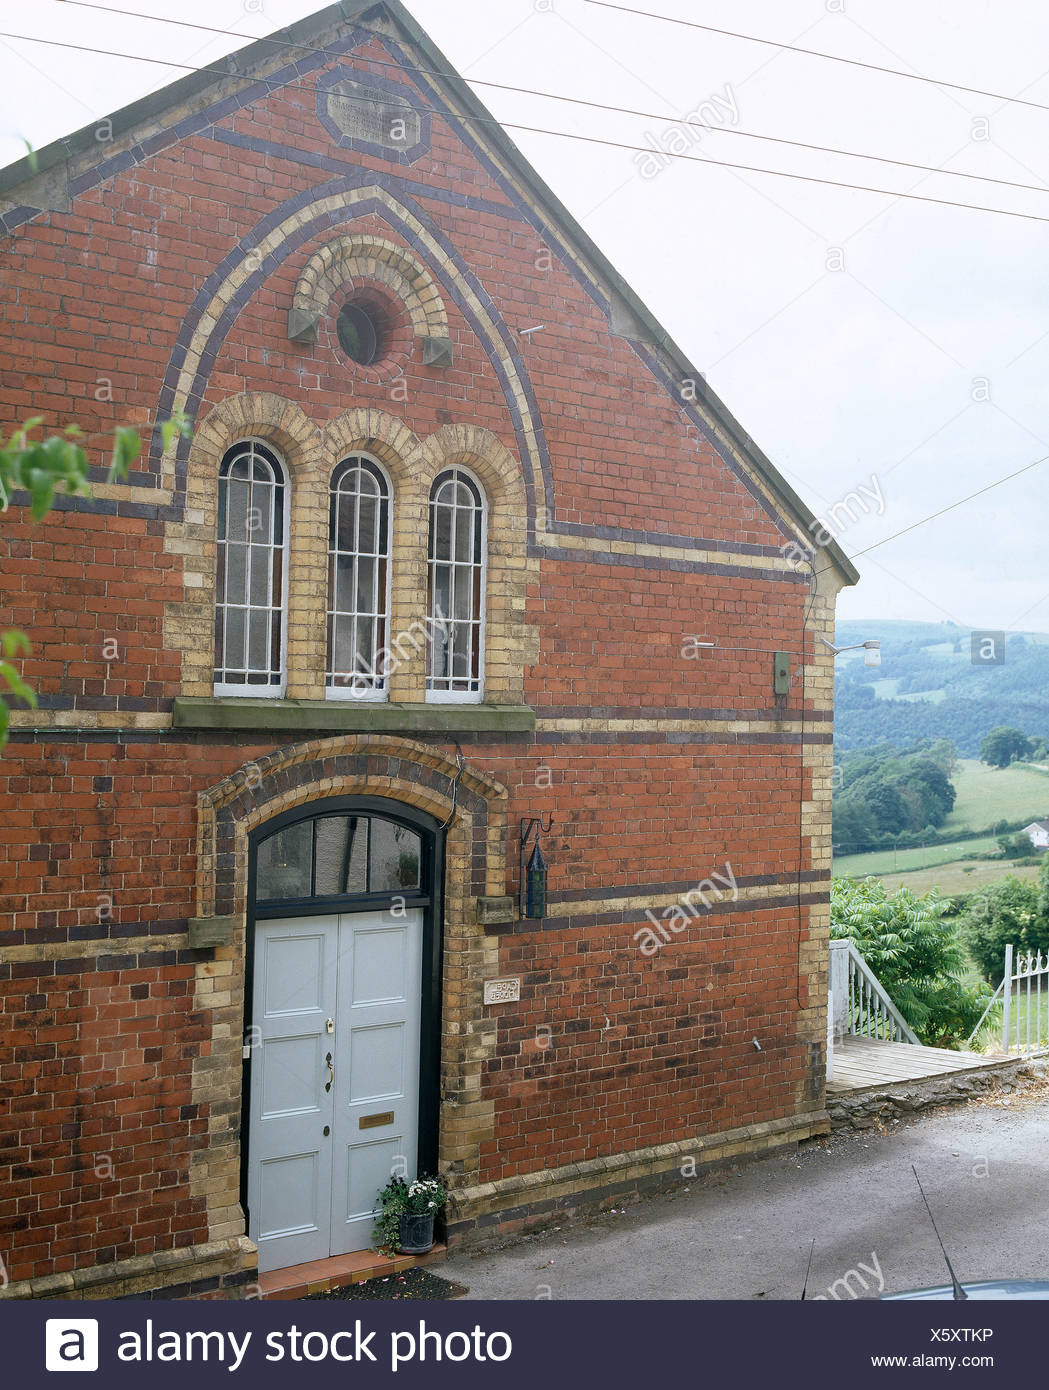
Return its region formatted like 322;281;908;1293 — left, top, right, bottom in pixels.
831;877;992;1048
961;876;1047;985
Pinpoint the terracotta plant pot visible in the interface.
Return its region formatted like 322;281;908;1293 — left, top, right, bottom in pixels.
398;1211;435;1255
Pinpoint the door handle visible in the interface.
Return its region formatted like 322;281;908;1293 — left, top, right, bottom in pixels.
325;1051;334;1092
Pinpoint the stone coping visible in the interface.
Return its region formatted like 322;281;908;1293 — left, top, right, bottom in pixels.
172;697;535;733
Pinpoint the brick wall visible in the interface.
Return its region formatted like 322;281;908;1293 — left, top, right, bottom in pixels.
0;9;846;1292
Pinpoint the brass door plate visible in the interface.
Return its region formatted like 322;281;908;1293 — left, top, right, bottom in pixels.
359;1111;394;1130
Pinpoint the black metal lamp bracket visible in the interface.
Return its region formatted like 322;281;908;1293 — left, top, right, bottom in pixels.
519;814;554;917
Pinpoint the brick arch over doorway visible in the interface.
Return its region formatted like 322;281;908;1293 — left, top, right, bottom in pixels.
187;734;509;1255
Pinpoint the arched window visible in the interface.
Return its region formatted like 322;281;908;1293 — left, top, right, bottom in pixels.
427;467;486;702
327;455;392;698
214;440;287;694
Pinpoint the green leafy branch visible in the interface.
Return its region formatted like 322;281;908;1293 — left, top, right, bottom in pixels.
0;412;191;745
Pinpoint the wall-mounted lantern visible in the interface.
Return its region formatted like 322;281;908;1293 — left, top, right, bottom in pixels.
520;815;553;919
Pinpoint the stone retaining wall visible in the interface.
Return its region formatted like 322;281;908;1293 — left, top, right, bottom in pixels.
828;1059;1048;1131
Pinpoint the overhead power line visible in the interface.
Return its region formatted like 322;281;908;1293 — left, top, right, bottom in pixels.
45;0;1049;200
586;1;1049;117
5;29;1049;224
814;451;1049;577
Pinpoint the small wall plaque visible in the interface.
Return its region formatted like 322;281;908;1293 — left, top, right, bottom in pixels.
483;976;521;1006
476;895;515;926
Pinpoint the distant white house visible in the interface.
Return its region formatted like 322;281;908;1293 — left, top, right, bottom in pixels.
1022;820;1049;850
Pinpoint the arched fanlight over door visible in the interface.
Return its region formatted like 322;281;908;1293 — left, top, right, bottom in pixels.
255;810;423;904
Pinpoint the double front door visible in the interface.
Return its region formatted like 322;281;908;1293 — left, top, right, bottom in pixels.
247;909;423;1272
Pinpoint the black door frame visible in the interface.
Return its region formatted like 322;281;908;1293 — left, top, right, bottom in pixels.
239;794;445;1235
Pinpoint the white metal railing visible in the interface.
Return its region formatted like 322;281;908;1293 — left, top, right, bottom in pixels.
829;938;920;1045
966;944;1049;1055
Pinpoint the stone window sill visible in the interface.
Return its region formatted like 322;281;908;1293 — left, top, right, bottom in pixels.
172;697;535;734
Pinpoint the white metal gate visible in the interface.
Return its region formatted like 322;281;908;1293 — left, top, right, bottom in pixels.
966;944;1049;1055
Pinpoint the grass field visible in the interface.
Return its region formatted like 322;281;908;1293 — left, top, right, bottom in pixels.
835;835;1002;879
873;858;1043;897
941;758;1049;832
834;758;1049;889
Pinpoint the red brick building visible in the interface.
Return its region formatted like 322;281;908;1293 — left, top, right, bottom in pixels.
0;1;856;1298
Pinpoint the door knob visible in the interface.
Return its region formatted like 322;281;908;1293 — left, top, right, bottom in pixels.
325;1051;334;1092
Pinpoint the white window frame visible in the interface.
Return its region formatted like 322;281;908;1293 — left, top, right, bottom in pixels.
213;438;290;698
426;465;487;704
325;452;394;703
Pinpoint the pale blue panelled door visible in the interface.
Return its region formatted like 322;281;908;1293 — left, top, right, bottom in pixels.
247;908;423;1272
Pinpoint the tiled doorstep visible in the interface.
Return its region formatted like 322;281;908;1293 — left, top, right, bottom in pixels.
258;1245;447;1300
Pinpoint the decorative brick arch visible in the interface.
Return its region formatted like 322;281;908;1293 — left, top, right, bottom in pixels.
188;734;510;1246
319;406;424;489
421;423;527;509
287;234;450;346
195;732;509;919
153;185;549;526
165;392;323;698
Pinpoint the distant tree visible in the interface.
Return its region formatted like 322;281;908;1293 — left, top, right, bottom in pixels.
831;878;992;1048
979;726;1033;769
833;795;880;856
961;876;1047;985
901;757;956;825
833;742;959;854
926;738;959;777
858;778;910;836
997;830;1035;859
1025;735;1049;763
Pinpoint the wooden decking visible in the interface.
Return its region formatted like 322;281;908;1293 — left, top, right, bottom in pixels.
827;1036;1013;1094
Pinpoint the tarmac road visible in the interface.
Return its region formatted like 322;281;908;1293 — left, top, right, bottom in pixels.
446;1082;1049;1300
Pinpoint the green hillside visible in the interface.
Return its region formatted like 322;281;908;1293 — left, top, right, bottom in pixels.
835;620;1049;756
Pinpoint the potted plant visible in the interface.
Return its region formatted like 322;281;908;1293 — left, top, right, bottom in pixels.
373;1174;447;1255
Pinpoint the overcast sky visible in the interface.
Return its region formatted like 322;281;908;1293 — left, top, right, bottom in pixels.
3;0;1049;632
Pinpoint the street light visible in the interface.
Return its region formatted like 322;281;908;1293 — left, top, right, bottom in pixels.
820;637;881;667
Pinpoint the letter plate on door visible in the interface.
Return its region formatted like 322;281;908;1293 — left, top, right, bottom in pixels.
359;1111;394;1130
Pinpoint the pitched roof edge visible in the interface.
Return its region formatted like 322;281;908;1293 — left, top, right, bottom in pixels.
0;0;858;587
378;5;859;586
0;0;372;202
